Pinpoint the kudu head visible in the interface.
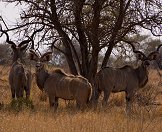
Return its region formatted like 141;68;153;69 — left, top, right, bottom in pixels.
29;49;52;71
0;25;44;64
130;43;162;69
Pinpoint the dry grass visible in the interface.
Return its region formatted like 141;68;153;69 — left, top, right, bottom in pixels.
0;66;162;132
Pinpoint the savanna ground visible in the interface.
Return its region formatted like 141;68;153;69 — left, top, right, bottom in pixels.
0;65;162;132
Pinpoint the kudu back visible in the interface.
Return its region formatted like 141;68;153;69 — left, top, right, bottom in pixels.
29;50;92;110
93;43;162;112
0;26;43;99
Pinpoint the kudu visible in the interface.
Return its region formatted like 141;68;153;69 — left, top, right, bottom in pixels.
0;26;44;99
29;49;92;110
93;43;162;112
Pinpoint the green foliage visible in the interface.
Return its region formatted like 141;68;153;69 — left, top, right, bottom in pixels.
10;98;34;112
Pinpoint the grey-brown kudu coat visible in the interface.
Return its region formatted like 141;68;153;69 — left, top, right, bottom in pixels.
0;26;43;99
29;50;92;110
92;43;162;112
9;55;32;99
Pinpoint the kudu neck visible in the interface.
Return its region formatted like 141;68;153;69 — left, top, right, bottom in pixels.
11;61;22;68
135;64;148;88
36;67;49;91
12;58;25;65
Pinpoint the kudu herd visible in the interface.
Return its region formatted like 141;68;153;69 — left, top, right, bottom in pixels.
93;43;162;112
0;26;43;99
29;49;92;110
0;25;162;112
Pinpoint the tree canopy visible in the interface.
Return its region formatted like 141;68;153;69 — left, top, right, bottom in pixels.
1;0;162;82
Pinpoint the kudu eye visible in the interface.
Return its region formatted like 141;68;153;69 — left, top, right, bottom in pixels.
143;60;150;66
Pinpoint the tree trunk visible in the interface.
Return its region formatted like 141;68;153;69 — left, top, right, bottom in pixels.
50;0;78;75
74;1;89;76
101;43;114;68
88;50;99;83
101;0;125;68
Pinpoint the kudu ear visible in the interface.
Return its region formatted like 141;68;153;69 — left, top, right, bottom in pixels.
29;49;39;61
128;43;146;61
11;44;17;51
148;44;162;60
19;44;28;51
147;52;160;60
135;53;145;60
41;52;52;62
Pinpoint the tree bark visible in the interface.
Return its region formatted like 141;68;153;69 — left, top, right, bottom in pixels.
88;50;99;83
101;0;125;68
50;0;78;75
101;42;114;68
74;0;89;77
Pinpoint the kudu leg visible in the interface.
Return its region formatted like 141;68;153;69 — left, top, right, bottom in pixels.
76;96;89;111
24;86;30;99
49;95;54;107
80;97;90;110
126;92;134;116
25;73;32;99
15;87;23;98
102;90;110;107
76;99;82;110
76;102;83;111
95;89;101;103
49;95;58;111
54;97;58;111
78;103;87;111
11;87;15;99
91;89;101;108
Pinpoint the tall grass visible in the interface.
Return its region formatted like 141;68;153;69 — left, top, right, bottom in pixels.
0;66;162;132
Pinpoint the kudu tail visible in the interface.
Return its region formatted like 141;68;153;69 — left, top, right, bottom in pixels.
88;82;93;102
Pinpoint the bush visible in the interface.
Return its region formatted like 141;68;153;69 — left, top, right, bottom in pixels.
10;98;34;112
134;84;159;106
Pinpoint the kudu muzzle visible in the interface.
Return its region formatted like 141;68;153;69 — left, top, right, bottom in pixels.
143;60;150;66
36;61;44;70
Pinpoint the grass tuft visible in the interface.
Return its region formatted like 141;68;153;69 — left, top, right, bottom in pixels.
0;67;162;132
9;98;34;112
